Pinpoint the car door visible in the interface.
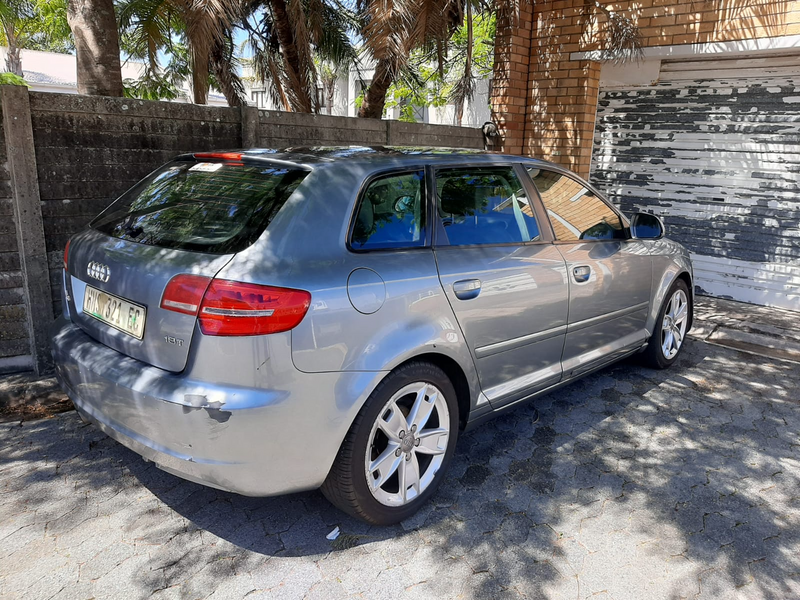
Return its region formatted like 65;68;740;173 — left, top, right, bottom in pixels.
432;163;569;408
525;166;653;378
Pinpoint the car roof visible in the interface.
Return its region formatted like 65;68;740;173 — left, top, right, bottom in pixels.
181;146;560;171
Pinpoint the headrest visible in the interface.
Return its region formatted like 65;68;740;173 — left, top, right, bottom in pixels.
440;178;474;216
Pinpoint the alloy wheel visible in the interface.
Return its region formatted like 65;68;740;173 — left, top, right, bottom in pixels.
364;382;450;507
661;288;689;360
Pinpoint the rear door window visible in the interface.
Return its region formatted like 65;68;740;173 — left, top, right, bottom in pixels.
350;170;426;250
91;160;308;254
526;168;624;241
435;166;540;246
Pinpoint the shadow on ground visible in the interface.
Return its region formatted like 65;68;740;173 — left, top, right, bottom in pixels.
1;338;798;599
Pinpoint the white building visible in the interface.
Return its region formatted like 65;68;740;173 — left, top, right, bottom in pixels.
0;47;228;106
2;47;490;125
245;63;492;127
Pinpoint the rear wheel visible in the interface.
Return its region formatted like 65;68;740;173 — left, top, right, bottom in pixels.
642;279;691;369
321;362;459;525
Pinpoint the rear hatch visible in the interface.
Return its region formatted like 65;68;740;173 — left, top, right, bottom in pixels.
65;155;308;372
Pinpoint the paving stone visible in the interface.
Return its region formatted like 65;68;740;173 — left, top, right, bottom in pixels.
2;324;800;599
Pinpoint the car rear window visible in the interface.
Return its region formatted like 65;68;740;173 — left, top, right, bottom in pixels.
90;160;308;254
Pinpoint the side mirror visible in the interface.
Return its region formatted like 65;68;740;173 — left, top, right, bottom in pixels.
630;212;664;240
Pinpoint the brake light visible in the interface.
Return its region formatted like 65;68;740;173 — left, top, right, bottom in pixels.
198;280;311;336
162;275;311;336
161;274;212;315
193;152;243;161
63;239;71;270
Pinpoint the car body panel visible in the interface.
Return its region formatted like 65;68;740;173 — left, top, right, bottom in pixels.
51;146;695;498
647;239;695;333
556;239;653;378
64;228;233;372
434;244;570;408
52;316;385;495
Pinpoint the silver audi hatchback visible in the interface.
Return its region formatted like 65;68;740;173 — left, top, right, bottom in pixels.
52;146;693;524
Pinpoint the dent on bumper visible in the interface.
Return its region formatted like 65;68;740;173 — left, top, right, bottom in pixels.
51;317;381;497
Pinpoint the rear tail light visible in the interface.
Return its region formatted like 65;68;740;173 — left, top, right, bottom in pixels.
161;274;212;315
63;239;71;270
161;276;311;336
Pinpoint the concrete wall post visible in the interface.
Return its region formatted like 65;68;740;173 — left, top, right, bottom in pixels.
1;85;54;375
240;104;259;148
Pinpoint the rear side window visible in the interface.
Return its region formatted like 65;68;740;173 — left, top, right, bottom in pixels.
350;171;426;250
527;168;624;241
435;166;540;246
91;160;308;254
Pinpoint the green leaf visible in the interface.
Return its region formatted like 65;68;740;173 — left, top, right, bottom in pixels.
0;72;29;86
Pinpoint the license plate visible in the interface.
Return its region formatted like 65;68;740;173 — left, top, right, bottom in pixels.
83;285;147;339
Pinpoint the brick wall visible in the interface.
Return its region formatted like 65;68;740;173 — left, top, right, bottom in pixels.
491;0;800;177
490;4;535;155
1;90;483;373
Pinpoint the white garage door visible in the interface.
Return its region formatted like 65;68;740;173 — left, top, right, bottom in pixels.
591;54;800;311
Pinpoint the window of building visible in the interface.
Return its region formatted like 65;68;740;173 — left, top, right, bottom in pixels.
250;89;268;109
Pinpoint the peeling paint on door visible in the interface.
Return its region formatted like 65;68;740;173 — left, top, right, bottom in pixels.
591;56;800;312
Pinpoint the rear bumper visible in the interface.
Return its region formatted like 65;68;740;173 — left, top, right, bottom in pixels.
51;317;382;496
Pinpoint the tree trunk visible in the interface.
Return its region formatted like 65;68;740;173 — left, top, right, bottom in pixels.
3;25;23;76
210;63;243;107
5;47;22;76
67;0;124;96
358;58;394;119
456;1;474;127
269;0;313;112
191;44;210;105
209;38;244;107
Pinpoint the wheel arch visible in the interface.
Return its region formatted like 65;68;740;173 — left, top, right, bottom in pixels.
388;352;474;430
648;252;695;336
674;270;694;331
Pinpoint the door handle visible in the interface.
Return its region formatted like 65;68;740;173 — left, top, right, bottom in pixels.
572;266;591;283
453;279;482;300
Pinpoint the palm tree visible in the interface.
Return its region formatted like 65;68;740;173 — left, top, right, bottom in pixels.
239;0;357;113
316;57;348;115
67;0;124;95
0;0;29;75
356;0;643;120
119;0;244;105
357;0;463;119
1;0;72;76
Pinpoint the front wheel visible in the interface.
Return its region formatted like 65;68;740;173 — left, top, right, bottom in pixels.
642;279;691;369
321;362;459;525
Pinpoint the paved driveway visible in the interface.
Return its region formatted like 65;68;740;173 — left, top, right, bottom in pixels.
1;337;799;600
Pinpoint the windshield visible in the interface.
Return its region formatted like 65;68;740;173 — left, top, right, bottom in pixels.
91;160;308;253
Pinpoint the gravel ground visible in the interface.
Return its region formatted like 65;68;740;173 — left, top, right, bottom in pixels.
1;336;799;599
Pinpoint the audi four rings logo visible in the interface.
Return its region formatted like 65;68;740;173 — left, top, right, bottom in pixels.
87;261;111;283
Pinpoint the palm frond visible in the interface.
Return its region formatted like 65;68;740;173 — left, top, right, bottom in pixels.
587;0;643;63
118;0;172;70
316;2;359;67
209;30;246;106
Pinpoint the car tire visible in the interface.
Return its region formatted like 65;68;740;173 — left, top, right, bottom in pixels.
321;362;459;525
642;278;692;369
